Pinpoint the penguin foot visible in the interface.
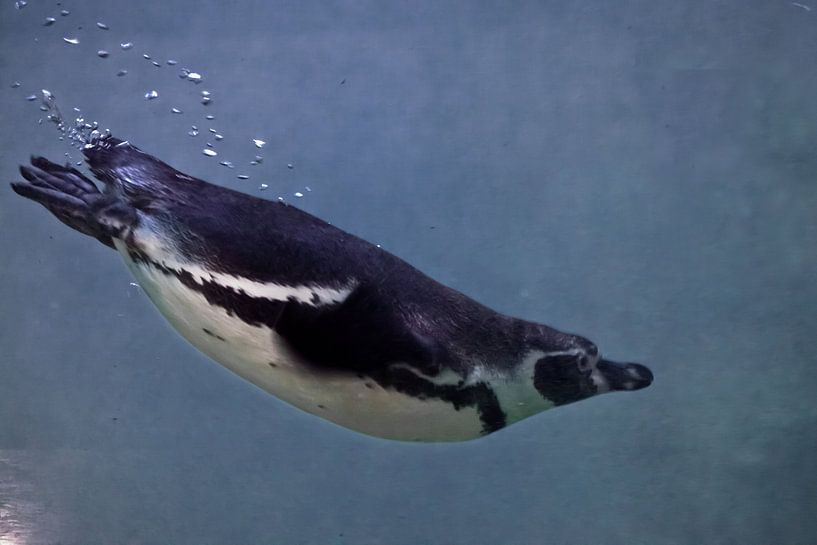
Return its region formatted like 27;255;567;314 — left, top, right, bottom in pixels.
11;157;134;249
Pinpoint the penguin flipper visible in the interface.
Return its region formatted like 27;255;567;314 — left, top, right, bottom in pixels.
11;156;136;249
274;282;444;379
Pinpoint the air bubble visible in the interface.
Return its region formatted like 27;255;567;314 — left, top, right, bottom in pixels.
171;108;182;114
15;1;27;9
44;17;56;26
237;175;249;180
63;37;79;45
187;72;203;83
25;95;37;101
142;53;151;60
260;184;269;190
60;9;69;16
205;115;215;120
10;81;21;88
219;161;234;168
167;59;178;65
97;50;109;58
253;139;266;148
294;192;304;198
214;134;223;141
144;90;158;100
287;163;294;169
120;42;133;50
117;69;128;77
202;149;217;157
96;22;109;30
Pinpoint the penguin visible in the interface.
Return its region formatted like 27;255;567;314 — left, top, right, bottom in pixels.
10;134;653;442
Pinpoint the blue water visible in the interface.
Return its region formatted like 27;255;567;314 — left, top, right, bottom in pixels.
1;1;816;544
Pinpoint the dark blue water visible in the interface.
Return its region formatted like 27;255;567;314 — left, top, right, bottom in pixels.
1;1;816;544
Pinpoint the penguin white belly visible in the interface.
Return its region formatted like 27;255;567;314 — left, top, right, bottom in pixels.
113;238;484;442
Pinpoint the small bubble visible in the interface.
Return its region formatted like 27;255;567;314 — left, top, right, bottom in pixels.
214;134;223;141
219;161;234;168
201;96;211;105
60;9;70;16
120;42;133;50
25;95;37;101
237;174;249;180
287;163;294;169
142;53;151;60
171;107;182;114
43;17;56;26
97;50;109;58
191;125;198;130
10;81;21;88
116;69;128;77
202;149;217;157
253;139;266;148
63;37;79;45
96;22;109;30
294;192;304;198
208;128;217;134
260;183;269;190
152;61;161;67
205;115;215;120
166;59;178;65
39;105;48;111
206;142;214;148
15;0;27;9
178;68;190;78
187;72;203;83
144;90;158;100
305;186;312;192
187;129;199;137
201;90;211;97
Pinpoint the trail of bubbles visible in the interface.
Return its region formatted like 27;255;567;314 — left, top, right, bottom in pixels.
40;89;109;149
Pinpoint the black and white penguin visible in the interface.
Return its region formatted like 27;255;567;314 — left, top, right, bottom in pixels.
10;135;652;442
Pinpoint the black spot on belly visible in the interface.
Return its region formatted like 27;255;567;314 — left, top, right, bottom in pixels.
202;328;226;341
311;291;321;304
317;404;326;410
268;362;278;368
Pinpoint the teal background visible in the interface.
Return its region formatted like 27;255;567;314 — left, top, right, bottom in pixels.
1;1;816;544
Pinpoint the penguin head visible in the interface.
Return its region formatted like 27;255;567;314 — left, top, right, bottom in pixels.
532;340;652;406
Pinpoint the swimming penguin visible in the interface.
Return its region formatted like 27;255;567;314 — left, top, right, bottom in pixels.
10;134;653;442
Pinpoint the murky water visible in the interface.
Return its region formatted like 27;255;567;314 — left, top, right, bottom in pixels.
1;1;816;544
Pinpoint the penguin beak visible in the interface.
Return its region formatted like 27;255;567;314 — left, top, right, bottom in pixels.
596;359;653;391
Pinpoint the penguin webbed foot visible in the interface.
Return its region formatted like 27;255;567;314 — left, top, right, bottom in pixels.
11;156;124;249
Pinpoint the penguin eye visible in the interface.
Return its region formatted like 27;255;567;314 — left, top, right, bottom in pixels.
577;355;590;371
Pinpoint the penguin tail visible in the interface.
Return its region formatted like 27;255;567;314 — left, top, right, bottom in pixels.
11;156;136;249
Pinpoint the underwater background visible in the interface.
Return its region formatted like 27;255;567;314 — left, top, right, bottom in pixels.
1;0;816;543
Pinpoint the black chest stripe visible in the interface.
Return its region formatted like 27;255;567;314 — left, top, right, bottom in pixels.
129;250;506;435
